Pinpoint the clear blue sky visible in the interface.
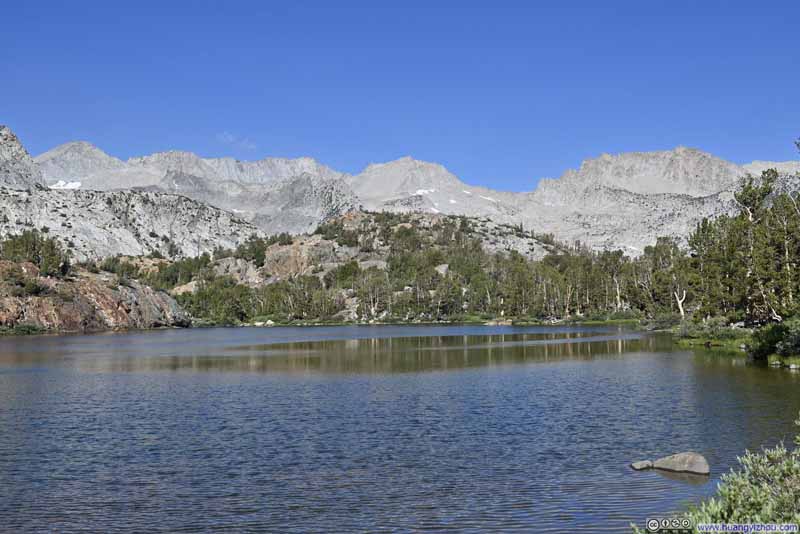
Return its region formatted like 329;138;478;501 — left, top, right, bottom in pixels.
2;0;798;191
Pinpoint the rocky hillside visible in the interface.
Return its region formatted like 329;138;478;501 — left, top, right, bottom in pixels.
0;126;261;260
0;187;259;261
138;211;555;300
35;134;800;254
0;260;189;333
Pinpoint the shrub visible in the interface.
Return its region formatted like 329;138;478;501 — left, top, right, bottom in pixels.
648;312;682;331
749;321;790;360
775;317;800;357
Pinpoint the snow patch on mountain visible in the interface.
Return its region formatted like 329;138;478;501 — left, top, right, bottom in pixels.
50;180;82;189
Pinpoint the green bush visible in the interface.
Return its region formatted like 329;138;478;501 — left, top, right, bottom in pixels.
775;317;800;357
648;312;682;330
177;276;255;324
749;321;791;360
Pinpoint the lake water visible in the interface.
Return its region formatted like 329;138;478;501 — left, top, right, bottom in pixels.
1;325;799;533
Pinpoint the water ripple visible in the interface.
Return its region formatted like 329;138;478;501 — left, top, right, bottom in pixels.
0;326;799;532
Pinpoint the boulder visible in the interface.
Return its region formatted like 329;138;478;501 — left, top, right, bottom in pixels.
212;257;265;286
653;452;709;475
630;460;653;471
170;280;199;296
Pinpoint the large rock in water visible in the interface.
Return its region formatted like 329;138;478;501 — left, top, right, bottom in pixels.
653;452;710;475
630;460;653;471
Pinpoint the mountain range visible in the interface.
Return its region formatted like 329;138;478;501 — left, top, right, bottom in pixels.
3;124;799;259
1;126;257;260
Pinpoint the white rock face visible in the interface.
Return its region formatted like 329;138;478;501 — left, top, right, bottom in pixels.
201;156;343;184
743;160;800;176
348;157;521;223
0;126;45;189
37;141;125;183
536;147;743;198
0;187;258;261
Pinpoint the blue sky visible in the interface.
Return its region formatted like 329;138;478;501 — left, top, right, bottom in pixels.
2;0;798;191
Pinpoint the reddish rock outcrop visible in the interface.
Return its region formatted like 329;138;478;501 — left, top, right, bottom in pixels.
0;260;189;333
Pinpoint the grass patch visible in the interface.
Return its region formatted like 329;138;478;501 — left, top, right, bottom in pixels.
0;324;45;336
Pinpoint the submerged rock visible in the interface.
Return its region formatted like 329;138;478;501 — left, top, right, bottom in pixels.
653;452;709;475
630;460;653;471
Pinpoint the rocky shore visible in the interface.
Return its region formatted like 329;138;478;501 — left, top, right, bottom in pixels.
0;261;189;334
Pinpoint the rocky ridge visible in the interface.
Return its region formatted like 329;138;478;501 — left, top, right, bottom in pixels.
35;135;800;254
38;145;360;235
0;126;261;261
0;126;46;189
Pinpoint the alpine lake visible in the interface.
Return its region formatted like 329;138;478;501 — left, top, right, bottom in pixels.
1;324;799;533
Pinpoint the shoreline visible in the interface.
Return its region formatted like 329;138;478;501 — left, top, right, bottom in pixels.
0;316;644;338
